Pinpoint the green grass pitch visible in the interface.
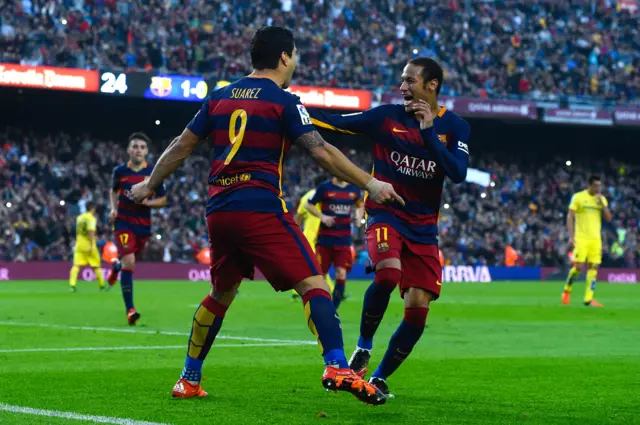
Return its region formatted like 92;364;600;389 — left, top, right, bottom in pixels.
1;280;639;425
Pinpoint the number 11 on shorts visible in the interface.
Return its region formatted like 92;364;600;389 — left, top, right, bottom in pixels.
375;227;388;243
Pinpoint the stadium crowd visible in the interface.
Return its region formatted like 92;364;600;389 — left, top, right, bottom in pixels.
1;0;639;104
1;127;638;268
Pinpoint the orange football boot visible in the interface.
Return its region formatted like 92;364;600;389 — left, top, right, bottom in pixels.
322;367;386;405
172;378;208;398
127;308;141;326
585;299;603;307
561;291;571;305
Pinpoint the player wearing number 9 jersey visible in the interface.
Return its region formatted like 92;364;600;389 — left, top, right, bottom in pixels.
128;26;404;405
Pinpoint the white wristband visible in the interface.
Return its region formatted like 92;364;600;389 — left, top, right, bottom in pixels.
365;178;383;199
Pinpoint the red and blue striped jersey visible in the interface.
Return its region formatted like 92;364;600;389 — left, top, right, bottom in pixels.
111;162;167;236
309;180;362;247
187;77;316;215
310;105;470;245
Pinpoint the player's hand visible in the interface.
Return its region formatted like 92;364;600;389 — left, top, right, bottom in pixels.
321;215;336;227
131;178;153;204
108;210;117;224
366;178;405;206
409;99;435;130
595;194;605;206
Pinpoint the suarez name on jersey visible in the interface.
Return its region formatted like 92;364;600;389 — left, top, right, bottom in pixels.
310;181;361;247
112;162;167;236
186;77;316;216
310;104;470;245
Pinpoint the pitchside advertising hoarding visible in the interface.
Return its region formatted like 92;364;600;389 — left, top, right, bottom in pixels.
1;263;638;283
614;107;640;126
379;94;538;120
543;108;613;126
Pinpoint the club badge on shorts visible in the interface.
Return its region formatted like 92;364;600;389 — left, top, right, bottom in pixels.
377;241;389;253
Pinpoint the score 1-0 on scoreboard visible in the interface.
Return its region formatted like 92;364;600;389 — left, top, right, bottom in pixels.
99;71;212;102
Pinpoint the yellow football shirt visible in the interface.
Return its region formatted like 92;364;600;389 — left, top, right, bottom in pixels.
297;189;321;247
75;212;97;252
569;190;608;241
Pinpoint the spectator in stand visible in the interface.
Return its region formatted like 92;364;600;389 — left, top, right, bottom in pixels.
1;126;638;267
0;1;638;104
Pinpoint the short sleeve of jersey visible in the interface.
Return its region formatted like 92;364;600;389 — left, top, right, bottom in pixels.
283;95;316;141
569;194;580;212
111;167;120;190
87;216;97;232
187;94;214;138
309;185;325;205
601;196;608;207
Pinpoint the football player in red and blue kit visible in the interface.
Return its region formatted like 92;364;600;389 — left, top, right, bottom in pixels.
107;132;167;325
306;178;362;309
310;57;470;398
130;26;404;405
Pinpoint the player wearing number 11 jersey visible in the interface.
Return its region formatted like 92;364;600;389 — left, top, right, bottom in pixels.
128;26;403;405
310;57;470;398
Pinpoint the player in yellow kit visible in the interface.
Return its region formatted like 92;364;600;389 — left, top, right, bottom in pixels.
69;201;106;292
295;178;334;296
563;176;612;307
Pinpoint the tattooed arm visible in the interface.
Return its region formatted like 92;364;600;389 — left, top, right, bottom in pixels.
296;131;404;205
296;131;372;188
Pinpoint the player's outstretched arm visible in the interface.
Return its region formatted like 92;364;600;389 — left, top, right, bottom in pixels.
148;133;194;186
131;133;195;202
142;196;167;208
296;131;404;206
308;108;383;135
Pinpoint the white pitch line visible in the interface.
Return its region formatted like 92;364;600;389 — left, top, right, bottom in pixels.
0;403;172;425
0;342;303;354
0;321;317;345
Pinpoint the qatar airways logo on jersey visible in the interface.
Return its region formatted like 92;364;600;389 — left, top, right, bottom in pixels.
329;204;352;215
390;151;437;180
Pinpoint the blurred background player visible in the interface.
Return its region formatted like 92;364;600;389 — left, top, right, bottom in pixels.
306;177;363;309
69;201;105;292
107;132;167;325
563;175;612;307
294;176;335;299
130;26;402;404
309;57;470;398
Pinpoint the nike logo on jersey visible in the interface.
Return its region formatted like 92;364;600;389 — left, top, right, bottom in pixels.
392;127;409;133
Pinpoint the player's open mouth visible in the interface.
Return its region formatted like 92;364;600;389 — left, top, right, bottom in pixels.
402;95;413;107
